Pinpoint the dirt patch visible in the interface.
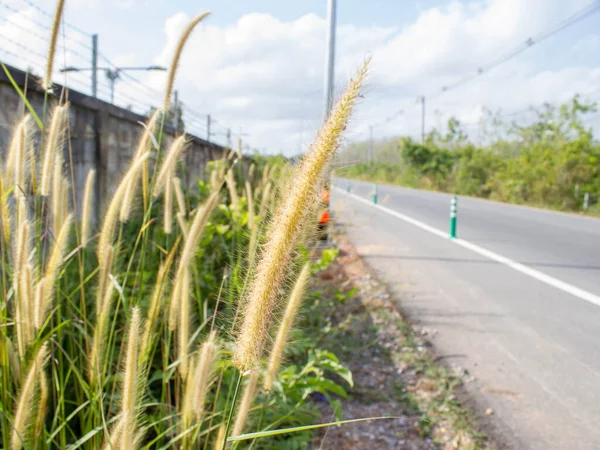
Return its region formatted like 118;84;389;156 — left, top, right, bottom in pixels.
308;234;491;449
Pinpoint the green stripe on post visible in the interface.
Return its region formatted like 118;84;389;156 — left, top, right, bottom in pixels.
373;184;378;204
449;196;457;239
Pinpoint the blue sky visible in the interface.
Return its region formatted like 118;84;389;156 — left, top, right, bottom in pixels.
1;0;600;154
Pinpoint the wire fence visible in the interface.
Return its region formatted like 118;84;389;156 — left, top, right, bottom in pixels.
0;0;243;148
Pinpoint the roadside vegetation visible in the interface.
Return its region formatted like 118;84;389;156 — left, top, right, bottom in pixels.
0;1;378;448
337;96;600;213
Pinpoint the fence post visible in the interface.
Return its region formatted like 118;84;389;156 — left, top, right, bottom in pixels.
449;196;457;238
373;184;378;204
584;192;590;211
346;180;351;192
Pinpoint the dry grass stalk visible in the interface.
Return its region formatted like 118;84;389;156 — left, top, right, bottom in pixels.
81;169;95;247
118;307;143;450
43;0;65;91
181;331;219;438
264;263;310;390
97;153;151;302
231;369;259;437
40;104;68;196
226;169;239;210
120;112;160;222
232;59;369;371
173;177;186;214
178;266;191;379
39;214;72;328
163;12;211;111
164;168;174;234
11;344;48;450
168;191;219;330
154;136;186;196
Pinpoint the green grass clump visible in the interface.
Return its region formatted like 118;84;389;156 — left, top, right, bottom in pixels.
0;2;371;449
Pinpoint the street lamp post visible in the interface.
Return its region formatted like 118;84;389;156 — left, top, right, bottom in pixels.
60;65;167;104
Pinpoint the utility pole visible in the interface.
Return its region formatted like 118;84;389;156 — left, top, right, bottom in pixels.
323;0;336;116
206;114;211;142
418;95;426;144
173;90;180;131
91;34;98;97
61;65;166;104
368;125;373;165
321;0;336;242
226;128;232;149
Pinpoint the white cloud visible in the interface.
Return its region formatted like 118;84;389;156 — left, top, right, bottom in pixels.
2;0;599;155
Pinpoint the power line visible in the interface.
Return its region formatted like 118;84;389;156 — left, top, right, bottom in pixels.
17;0;91;37
432;1;600;98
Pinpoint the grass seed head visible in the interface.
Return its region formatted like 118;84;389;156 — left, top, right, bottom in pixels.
232;58;369;371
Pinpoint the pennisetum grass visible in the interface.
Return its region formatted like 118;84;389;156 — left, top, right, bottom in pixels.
264;262;311;391
232;59;369;371
0;1;372;447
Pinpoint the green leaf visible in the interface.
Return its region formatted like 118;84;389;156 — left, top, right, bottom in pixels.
0;62;44;130
227;417;398;442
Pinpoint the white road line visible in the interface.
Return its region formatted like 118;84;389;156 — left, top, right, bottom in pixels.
333;186;600;309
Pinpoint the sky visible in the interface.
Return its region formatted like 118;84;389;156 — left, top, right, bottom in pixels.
1;0;600;155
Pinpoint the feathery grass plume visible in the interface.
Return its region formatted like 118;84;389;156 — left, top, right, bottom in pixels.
178;266;191;379
168;191;219;330
246;181;258;265
232;59;368;371
6;115;32;189
81;169;95;247
181;331;219;440
28;140;37;194
40;104;68;196
154;136;186;196
140;247;178;364
118;307;143;450
11;344;47;450
33;371;48;440
96;245;114;315
209;169;218;192
18;264;35;352
225;169;239;210
33;278;46;330
213;424;226;450
164;168;173;234
176;212;189;239
0;170;10;243
248;163;255;180
173;177;186;214
38;214;72;328
119;111;160;222
51;153;64;234
163;12;211;111
261;164;270;187
89;256;115;384
97;153;151;294
231;369;259;437
257;181;272;224
264;263;310;391
42;0;65;91
192;331;218;418
13;217;30;358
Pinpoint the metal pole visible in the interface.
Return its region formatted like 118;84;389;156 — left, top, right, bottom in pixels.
368;125;373;165
450;196;457;238
226;129;232;149
206;114;211;142
420;95;426;144
91;34;98;97
323;0;336;117
584;192;590;211
373;184;378;204
110;78;114;104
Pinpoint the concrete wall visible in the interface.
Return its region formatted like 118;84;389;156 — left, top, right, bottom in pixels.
0;63;229;220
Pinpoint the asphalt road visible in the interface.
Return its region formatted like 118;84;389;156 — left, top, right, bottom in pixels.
332;178;600;450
